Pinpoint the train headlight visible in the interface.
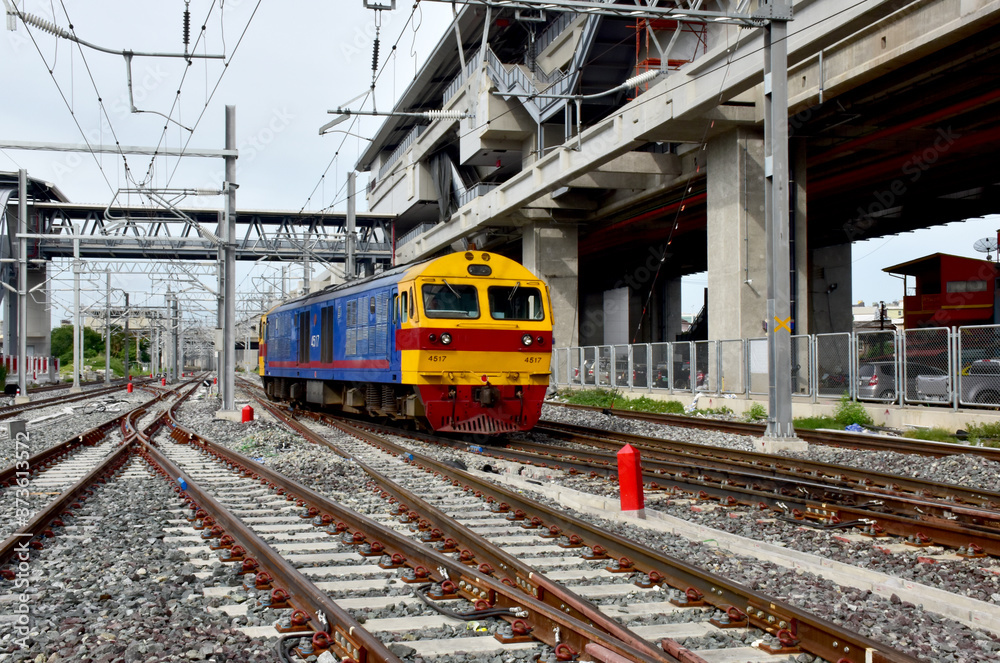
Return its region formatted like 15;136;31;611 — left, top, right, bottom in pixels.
440;333;453;345
536;336;544;345
521;334;533;347
428;333;437;343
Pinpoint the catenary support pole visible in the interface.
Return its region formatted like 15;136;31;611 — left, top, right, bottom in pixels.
105;272;111;385
346;171;357;280
222;105;237;411
71;238;81;393
16;170;27;401
762;0;800;447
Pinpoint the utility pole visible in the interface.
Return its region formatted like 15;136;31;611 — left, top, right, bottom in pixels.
346;171;357;280
221;104;237;410
15;169;28;402
70;237;82;393
104;273;111;384
761;0;802;448
123;293;130;379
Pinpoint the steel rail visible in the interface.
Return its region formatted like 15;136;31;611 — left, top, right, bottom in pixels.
137;441;404;663
413;429;1000;556
0;380;154;421
168;402;671;663
0;442;132;569
261;408;673;662
515;432;1000;529
308;419;921;663
542;404;1000;461
534;421;1000;508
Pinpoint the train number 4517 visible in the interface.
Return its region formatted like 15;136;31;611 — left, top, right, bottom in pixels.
523;356;543;364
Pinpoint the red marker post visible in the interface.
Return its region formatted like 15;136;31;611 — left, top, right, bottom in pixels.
242;405;254;423
617;444;644;512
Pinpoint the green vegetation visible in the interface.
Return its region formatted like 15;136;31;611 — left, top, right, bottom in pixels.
903;428;959;444
50;324;150;377
832;392;874;427
965;421;1000;447
694;405;733;417
792;415;840;430
744;402;767;422
556;389;684;414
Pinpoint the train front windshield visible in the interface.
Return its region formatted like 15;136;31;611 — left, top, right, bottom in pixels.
422;283;480;319
488;285;545;321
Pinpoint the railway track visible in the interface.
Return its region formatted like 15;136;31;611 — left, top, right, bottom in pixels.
232;378;928;662
544;402;1000;461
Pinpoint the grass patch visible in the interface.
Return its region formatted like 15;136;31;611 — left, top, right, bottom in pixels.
556;389;684;414
694;406;733;417
903;427;959;444
964;421;1000;447
792;415;840;430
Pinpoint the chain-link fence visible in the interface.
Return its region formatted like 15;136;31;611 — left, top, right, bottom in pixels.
902;327;951;404
748;337;768;395
791;335;812;396
855;330;897;401
816;333;852;399
597;345;612;387
719;339;745;394
649;343;671;390
958;325;1000;407
555;323;1000;408
694;340;716;393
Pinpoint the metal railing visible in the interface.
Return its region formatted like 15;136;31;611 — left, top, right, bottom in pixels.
552;323;1000;409
377;124;427;181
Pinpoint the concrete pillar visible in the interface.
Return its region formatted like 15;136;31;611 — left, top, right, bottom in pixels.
522;224;579;349
662;277;682;342
26;269;50;356
809;244;854;333
707;128;766;341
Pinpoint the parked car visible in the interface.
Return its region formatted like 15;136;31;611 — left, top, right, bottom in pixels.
857;361;947;400
916;359;1000;405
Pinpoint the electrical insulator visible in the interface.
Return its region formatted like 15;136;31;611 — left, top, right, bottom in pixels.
183;6;191;47
371;38;380;72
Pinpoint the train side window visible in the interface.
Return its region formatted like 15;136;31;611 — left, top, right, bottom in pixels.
320;307;333;363
392;294;398;325
401;292;408;324
297;311;310;363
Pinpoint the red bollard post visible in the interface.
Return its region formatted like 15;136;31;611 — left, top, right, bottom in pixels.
161;377;166;386
127;383;133;394
241;405;254;423
214;377;218;385
617;444;644;512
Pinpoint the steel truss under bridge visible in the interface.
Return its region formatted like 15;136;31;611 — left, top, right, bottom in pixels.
24;202;395;265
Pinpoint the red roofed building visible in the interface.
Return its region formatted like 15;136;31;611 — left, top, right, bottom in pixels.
883;253;999;329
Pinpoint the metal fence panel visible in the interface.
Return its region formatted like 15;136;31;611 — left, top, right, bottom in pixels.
611;345;630;388
902;327;951;404
958;325;1000;407
748;337;768;395
569;347;583;385
582;347;597;385
552;348;568;385
856;330;898;402
816;333;852;399
597;345;612;387
791;334;812;397
650;342;671;390
672;342;694;392
719;339;745;394
633;344;650;390
694;340;717;393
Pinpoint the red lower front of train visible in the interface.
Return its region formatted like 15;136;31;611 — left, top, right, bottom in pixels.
418;384;547;434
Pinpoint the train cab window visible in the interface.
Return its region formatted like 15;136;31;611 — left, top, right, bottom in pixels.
422;283;479;319
488;285;545;320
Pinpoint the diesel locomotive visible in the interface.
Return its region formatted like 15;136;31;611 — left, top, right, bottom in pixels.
259;251;553;434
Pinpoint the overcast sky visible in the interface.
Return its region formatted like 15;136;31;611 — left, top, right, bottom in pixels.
2;1;996;327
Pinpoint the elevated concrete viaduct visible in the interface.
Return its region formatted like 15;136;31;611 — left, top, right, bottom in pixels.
358;0;1000;349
